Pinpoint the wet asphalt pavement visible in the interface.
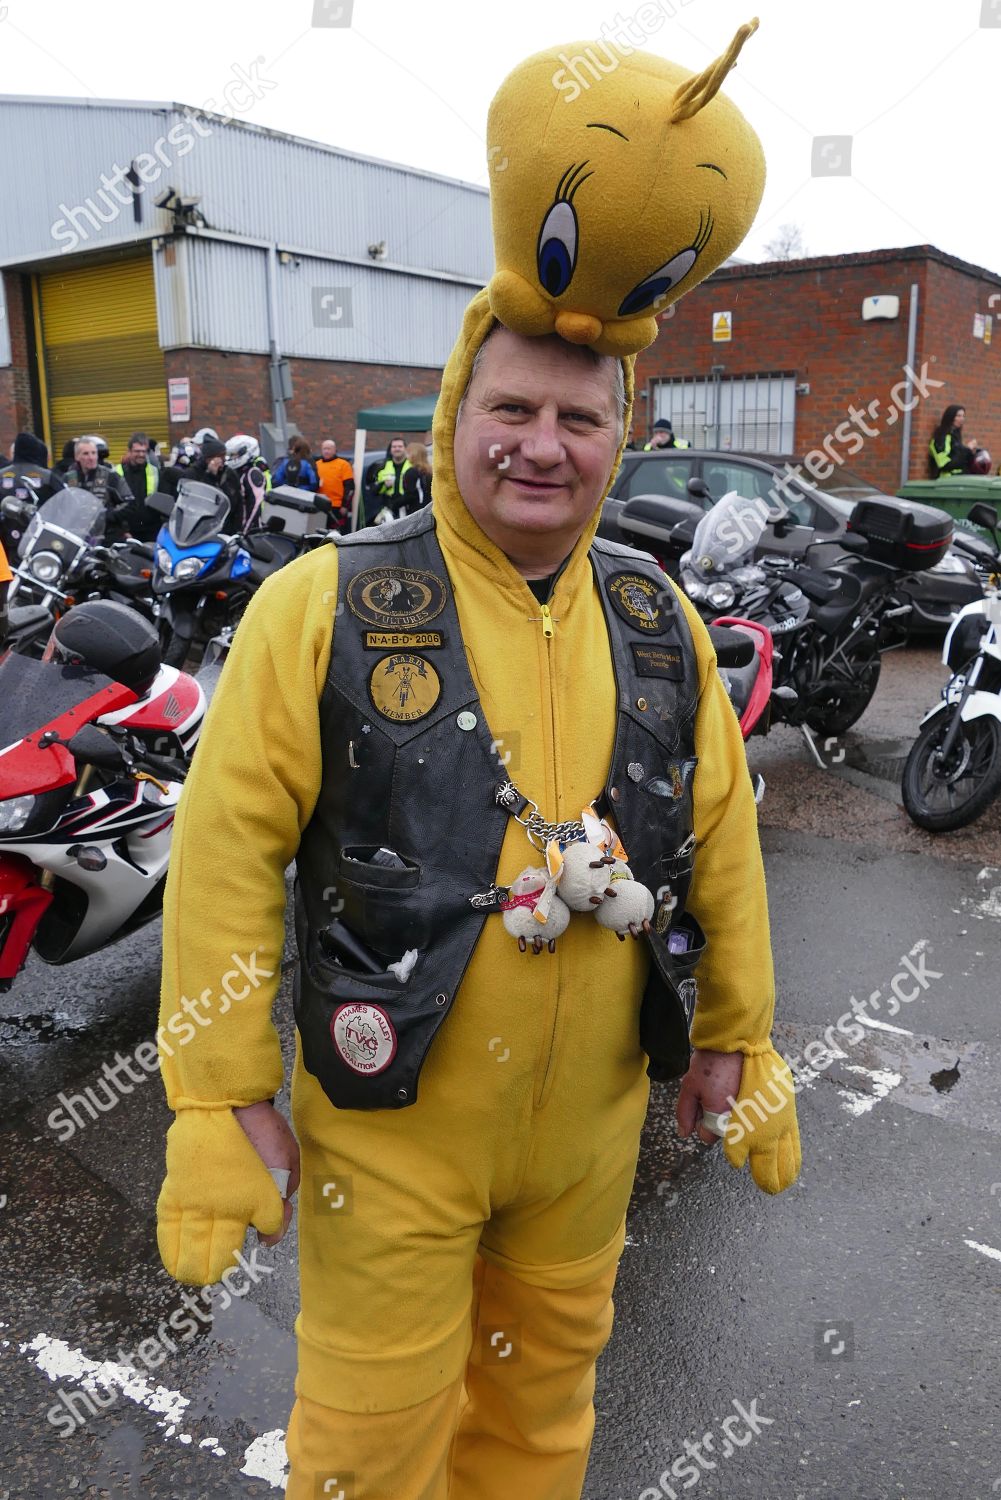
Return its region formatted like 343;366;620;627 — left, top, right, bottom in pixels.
1;645;999;1499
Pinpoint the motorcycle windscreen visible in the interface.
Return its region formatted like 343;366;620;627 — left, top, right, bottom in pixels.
169;482;230;546
17;490;106;557
689;490;769;572
0;654;129;797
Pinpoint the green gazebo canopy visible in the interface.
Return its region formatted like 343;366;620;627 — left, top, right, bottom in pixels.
355;393;439;431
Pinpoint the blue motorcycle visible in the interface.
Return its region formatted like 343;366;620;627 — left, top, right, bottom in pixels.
151;475;305;667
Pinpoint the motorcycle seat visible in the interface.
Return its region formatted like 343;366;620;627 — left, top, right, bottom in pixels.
707;624;756;668
8;604;53;630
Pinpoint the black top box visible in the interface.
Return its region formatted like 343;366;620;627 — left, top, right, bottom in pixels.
848;497;953;572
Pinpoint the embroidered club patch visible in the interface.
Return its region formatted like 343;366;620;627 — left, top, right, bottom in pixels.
607;573;669;634
369;653;442;722
331;1001;398;1075
631;641;684;679
363;630;445;650
347;566;447;628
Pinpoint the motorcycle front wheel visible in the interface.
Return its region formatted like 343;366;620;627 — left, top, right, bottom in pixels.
902;711;1001;831
802;636;881;737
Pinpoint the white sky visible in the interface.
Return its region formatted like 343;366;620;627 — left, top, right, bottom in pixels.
4;0;999;273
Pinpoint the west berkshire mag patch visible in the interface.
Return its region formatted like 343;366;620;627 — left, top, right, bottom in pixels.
368;653;442;723
606;572;670;634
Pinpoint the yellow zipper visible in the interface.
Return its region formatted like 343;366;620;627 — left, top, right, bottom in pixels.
540;603;554;638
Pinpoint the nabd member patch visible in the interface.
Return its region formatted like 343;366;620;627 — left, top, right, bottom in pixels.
607;572;670;634
369;652;442;722
347;566;447;628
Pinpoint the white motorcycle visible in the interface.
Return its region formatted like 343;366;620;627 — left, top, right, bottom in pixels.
902;502;1001;831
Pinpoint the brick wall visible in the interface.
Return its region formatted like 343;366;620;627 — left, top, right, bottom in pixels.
163;347;442;455
0;272;38;454
632;247;1001;494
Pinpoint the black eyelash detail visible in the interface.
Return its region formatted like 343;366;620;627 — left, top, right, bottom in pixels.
693;210;714;253
555;160;592;202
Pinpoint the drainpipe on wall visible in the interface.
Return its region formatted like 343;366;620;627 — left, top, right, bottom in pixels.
266;242;287;440
900;281;919;487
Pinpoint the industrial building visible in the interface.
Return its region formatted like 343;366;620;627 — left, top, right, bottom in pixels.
0;95;492;461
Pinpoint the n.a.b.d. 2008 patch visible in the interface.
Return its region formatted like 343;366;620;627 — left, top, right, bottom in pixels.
330;1002;398;1075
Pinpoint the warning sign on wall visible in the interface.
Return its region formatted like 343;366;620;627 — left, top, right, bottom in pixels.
712;311;732;343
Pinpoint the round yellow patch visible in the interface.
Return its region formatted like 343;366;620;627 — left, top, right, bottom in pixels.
368;653;442;723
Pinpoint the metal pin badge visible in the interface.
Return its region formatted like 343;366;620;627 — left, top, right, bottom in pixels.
627;762;645;783
456;711;477;731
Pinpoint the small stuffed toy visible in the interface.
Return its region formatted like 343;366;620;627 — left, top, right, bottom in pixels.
593;859;656;940
554;840;616;911
501;867;571;953
486;20;765;357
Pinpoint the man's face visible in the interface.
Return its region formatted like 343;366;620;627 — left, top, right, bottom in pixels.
651;429;670;448
389;439;406;462
453;327;620;557
76;443;98;471
321;441;336;460
128;441;147;464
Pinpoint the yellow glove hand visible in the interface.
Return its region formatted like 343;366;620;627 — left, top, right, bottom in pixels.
723;1046;802;1195
157;1107;284;1285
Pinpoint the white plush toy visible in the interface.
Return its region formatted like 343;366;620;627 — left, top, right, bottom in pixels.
593;859;655;941
554;840;617;911
501;867;571;954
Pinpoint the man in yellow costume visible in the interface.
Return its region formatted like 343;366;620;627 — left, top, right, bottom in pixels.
156;20;801;1498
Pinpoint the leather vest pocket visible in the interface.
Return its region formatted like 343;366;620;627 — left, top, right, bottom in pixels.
333;849;428;957
639;915;706;1082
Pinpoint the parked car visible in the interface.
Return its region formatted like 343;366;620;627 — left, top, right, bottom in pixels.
602;450;982;634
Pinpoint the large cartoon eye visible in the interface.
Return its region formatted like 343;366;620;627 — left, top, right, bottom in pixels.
537;200;579;296
618;247;699;317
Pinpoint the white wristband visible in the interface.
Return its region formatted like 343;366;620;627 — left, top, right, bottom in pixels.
269;1168;291;1198
701;1110;731;1138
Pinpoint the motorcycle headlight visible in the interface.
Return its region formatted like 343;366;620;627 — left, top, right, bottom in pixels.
173;557;205;582
681;569;707;602
156;547;173;576
707;581;737;610
28;550;62;584
0;795;35;834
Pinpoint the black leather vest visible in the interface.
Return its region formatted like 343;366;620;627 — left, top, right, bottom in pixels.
293;508;706;1110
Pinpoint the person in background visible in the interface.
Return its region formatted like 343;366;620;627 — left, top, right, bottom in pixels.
401;441;432;514
0;535;12;646
928;404;978;478
273;436;319;493
372;435;412;518
644;417;689;450
314;439;355;533
188;436;246;532
55;438;78;475
64;437;134;541
0;432;65;501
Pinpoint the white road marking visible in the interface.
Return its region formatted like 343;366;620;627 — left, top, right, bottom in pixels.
964;1239;1001;1264
18;1331;287;1486
836;1065;902;1116
860;1017;913;1036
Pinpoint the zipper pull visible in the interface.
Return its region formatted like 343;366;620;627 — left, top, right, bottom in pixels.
540;603;554;638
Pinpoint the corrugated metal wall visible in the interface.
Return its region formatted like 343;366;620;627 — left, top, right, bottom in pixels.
0;98;491;280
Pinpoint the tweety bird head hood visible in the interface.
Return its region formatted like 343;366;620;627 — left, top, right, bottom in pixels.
484;20;764;359
432;21;764;574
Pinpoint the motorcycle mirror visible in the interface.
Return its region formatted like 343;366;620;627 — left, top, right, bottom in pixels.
968;502;999;534
264;515;286;532
839;530;870;554
686;477;711;500
65;725;130;772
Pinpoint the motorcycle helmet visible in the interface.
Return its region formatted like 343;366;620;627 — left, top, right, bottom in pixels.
193;426;219;449
225;433;261;470
47;600;161;697
972;448;992;474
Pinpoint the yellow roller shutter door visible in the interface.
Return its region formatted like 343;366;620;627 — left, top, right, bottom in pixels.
36;256;167;463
